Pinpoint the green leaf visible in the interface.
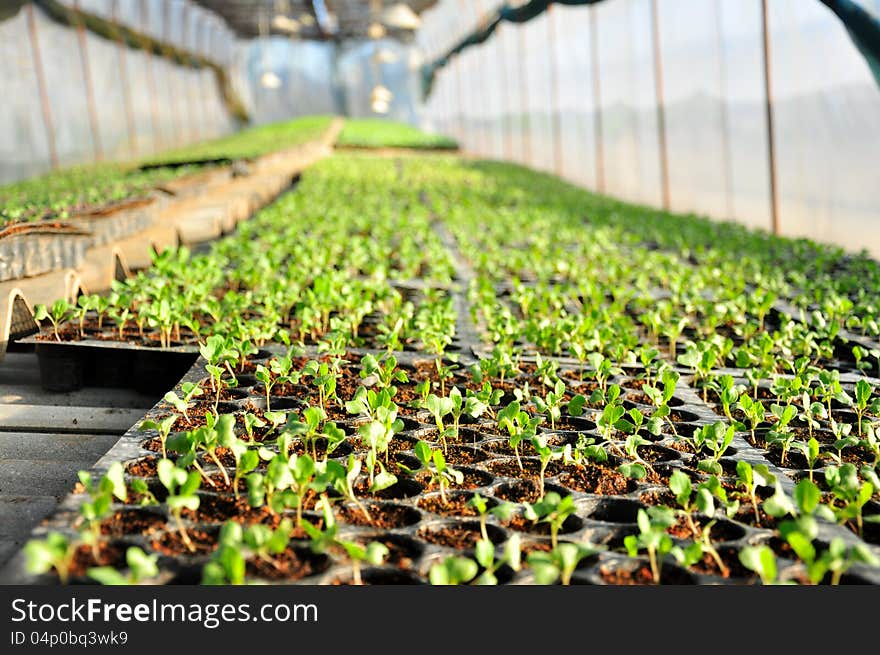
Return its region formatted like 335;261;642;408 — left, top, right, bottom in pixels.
527;556;560;585
474;538;495;569
429;556;478;585
793;479;821;515
567;394;586;417
669;470;691;506
87;567;127;586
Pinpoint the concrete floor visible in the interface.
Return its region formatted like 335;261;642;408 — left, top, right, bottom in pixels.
0;349;158;569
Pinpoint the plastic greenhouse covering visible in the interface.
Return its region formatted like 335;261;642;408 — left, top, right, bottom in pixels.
419;0;880;257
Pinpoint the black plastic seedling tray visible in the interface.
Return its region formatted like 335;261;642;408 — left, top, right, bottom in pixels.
3;342;879;586
23;337;198;394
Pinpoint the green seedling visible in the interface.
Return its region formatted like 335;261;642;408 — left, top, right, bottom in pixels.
467;493;517;542
530;434;565;497
130;478;158;506
325;455;372;523
202;522;246;585
345;385;395;421
448;386;487;443
527;542;603;585
677;341;720;401
710;374;744;421
339;541;390;586
523;492;576;548
738;545;786;585
157;459;201;553
642;369;681;437
798;437;822;482
34;299;73;342
853;379;875;436
429;556;479;585
737;395;766;444
163;382;202;423
472;533;522;585
691;421;735;475
284;406;345;461
668;469;715;538
243;412;266;441
24;533;77;584
357;409;402;490
766;403;799;466
402;441;463;505
825;463;877;538
74;294;95;338
242;519;294;572
799;391;827;441
533;379;567;431
624;507;677;584
222;430;258;501
360;353;408;393
76;463;127;560
467;382;503;420
302;360;338;410
199;335;240;411
426;393;454;452
139;414;176;459
303;497;388;584
497;400;542;471
87;547;159;585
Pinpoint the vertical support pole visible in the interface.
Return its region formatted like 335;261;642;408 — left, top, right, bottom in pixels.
547;5;563;177
590;4;604;193
760;0;780;235
25;4;58;169
518;25;532;165
714;0;734;219
142;1;162;153
650;0;670;211
112;0;138;158
73;0;102;161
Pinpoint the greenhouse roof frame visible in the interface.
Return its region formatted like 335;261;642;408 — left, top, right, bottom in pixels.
191;0;437;41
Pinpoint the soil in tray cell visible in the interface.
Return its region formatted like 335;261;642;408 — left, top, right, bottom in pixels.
597;561;695;585
245;548;331;581
336;502;421;529
67;541;127;579
417;491;492;517
417;521;507;549
100;509;167;537
151;528;219;556
555;464;638;495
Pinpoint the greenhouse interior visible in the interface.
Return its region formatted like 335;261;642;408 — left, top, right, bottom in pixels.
1;0;880;589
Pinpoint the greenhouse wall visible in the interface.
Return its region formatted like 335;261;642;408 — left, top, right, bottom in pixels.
419;0;880;257
0;0;237;184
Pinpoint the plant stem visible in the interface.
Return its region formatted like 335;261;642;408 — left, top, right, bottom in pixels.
210;451;230;487
173;512;195;553
648;546;660;584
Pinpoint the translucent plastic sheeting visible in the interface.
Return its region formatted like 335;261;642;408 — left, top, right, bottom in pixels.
524;12;556;174
235;38;337;125
0;8;52;183
659;0;729;220
419;0;880;257
769;0;880;255
0;2;236;184
595;0;662;208
336;39;422;123
554;4;597;190
716;0;772;232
